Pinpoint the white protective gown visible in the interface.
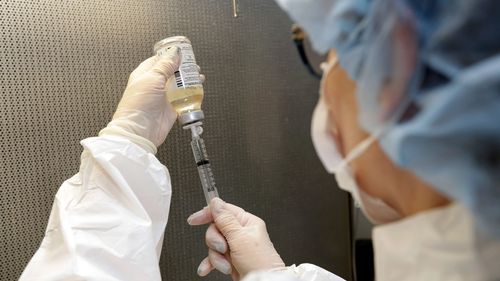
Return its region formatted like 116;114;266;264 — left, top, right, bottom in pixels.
21;136;500;281
245;204;500;281
20;136;171;281
373;203;500;281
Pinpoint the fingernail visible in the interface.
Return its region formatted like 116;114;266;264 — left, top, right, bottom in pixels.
187;207;209;225
166;46;179;55
196;257;210;276
213;241;226;253
214;258;232;275
187;210;204;225
197;262;208;276
211;198;225;215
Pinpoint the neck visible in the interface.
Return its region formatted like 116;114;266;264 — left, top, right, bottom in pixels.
391;170;450;217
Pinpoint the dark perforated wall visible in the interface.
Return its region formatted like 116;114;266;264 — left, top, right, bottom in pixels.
0;1;351;280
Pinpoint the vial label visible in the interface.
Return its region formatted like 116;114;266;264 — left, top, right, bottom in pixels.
158;43;201;89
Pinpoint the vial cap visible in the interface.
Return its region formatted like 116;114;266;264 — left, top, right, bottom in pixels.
179;110;205;126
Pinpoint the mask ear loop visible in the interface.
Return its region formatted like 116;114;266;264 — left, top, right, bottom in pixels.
319;56;339;77
336;126;386;170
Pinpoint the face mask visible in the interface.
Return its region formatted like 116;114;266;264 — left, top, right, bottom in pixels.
311;59;401;224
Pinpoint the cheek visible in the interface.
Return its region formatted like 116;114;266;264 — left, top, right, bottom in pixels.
324;90;367;156
326;109;343;154
379;20;418;118
323;64;377;158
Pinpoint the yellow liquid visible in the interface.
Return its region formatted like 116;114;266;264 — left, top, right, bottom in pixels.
167;86;204;115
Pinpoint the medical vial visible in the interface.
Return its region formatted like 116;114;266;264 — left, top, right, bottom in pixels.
154;36;205;125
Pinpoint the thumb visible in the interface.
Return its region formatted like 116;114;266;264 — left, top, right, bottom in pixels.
210;198;242;239
150;46;180;80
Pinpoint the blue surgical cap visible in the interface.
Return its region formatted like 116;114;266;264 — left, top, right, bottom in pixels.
278;0;500;237
381;56;500;238
348;0;500;237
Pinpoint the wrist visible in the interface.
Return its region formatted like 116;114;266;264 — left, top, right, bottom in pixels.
99;125;157;154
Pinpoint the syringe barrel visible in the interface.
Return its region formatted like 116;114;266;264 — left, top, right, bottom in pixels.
191;137;219;205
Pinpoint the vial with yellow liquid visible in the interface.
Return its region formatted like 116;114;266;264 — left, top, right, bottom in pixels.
154;36;205;125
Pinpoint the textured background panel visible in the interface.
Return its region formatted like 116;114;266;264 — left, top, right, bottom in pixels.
0;0;351;280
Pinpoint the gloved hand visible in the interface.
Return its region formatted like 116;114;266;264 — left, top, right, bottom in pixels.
187;198;286;280
100;47;181;153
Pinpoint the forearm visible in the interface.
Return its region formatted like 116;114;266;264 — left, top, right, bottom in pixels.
20;135;172;281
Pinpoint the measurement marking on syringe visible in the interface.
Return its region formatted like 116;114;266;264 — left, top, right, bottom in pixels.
196;160;210;166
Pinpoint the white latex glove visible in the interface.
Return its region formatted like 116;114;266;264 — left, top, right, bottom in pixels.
100;47;180;153
187;198;286;280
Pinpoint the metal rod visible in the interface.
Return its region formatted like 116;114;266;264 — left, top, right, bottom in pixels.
232;0;238;18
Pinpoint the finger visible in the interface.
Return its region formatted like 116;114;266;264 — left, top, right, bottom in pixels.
197;256;214;277
150;46;180;80
231;266;240;281
195;64;205;83
206;223;228;254
208;248;232;275
128;56;157;84
209;198;243;238
226;253;240;281
187;206;213;225
224;202;246;216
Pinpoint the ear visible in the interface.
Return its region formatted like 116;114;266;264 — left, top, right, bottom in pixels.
378;18;418;118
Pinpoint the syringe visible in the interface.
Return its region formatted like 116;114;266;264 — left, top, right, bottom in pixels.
183;121;219;205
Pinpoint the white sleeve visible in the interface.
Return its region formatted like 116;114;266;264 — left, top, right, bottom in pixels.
243;264;346;281
19;136;172;281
